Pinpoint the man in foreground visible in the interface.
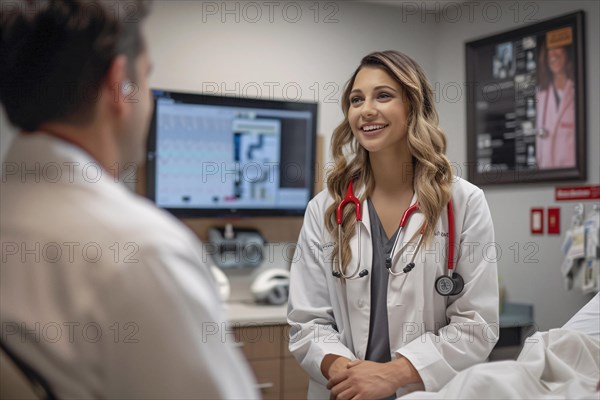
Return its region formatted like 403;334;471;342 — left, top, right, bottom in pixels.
0;1;257;398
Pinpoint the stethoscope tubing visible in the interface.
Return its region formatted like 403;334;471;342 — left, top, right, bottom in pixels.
385;202;421;275
333;181;455;280
333;180;365;279
335;222;364;279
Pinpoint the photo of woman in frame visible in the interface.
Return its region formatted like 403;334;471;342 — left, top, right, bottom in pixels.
535;27;576;170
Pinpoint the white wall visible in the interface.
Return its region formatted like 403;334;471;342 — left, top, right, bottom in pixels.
1;0;597;330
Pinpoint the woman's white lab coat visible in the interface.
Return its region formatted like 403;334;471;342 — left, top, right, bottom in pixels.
535;79;576;169
287;177;499;399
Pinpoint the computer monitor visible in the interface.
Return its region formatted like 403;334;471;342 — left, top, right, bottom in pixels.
146;90;318;217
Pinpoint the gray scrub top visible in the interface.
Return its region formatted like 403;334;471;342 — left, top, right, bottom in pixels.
365;198;399;363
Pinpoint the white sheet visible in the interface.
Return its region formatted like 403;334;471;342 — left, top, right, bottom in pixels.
400;329;599;399
563;293;600;337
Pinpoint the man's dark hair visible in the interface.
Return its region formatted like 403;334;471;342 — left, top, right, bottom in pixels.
0;0;151;131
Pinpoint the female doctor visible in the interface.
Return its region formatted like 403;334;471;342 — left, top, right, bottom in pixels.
287;51;499;400
535;42;576;169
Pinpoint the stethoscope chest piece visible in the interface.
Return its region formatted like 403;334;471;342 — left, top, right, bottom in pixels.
435;273;464;296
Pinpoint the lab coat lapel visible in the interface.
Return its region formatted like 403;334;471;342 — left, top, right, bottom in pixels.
344;196;372;359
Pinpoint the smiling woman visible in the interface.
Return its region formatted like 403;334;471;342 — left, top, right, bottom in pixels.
287;50;499;400
327;51;453;268
348;68;408;150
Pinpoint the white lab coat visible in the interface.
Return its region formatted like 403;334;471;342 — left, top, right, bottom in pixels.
287;177;499;399
0;133;258;399
535;79;576;169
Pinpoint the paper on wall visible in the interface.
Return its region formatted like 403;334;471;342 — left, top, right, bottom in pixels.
584;213;599;259
568;225;585;259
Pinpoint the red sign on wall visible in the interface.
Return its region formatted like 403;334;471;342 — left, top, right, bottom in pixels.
547;208;560;235
555;185;600;201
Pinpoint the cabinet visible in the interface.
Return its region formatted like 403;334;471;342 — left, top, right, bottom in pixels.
234;324;309;400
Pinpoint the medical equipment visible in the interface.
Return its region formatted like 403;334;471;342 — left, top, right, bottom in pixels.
208;226;265;269
251;269;290;305
332;181;464;296
147;89;317;218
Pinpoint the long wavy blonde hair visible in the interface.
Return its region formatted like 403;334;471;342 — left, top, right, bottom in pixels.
325;50;453;273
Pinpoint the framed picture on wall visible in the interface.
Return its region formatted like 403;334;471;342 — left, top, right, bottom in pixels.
465;11;586;185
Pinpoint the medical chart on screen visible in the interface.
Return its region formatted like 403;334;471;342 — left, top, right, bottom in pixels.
153;103;300;209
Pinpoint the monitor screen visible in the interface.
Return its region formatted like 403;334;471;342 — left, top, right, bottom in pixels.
146;90;318;217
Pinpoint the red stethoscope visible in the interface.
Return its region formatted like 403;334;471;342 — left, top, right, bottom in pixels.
332;181;464;296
